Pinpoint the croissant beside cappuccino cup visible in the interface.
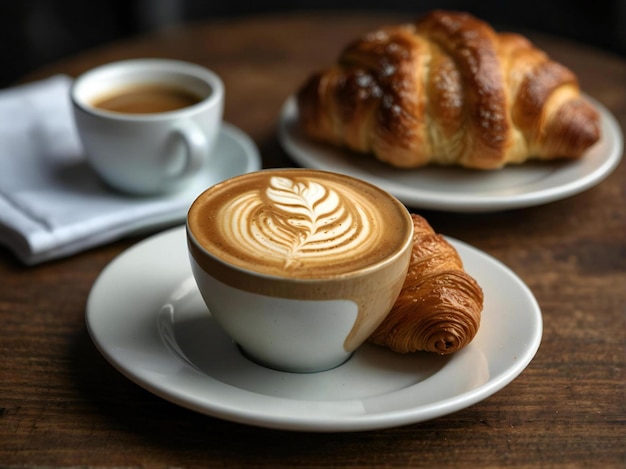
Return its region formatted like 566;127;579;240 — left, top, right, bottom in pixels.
187;169;413;373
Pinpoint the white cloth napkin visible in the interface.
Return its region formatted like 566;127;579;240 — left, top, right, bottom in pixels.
0;75;219;265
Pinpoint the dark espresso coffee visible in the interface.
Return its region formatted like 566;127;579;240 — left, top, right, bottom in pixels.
92;84;204;114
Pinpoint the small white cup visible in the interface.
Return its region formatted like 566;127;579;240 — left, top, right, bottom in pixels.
71;59;224;195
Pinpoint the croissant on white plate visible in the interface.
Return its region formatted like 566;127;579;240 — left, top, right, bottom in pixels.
368;214;483;354
296;10;601;169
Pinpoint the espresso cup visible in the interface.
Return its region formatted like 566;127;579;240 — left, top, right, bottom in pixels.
71;59;224;195
187;168;414;373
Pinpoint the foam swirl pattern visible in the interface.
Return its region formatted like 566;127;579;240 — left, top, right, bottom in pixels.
219;175;384;274
188;170;412;279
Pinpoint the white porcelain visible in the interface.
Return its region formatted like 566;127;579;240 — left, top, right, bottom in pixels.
71;59;224;195
278;95;623;212
189;260;359;372
186;170;414;373
86;226;543;432
176;123;262;200
94;123;260;235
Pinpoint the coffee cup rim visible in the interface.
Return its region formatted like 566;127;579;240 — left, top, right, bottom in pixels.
70;58;224;121
186;224;413;284
186;168;415;283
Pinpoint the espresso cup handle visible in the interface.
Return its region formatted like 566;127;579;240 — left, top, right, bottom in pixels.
167;122;208;181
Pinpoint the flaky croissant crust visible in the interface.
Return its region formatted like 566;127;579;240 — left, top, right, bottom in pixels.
297;10;601;169
368;214;483;354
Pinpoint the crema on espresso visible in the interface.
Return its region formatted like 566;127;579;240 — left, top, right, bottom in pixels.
91;84;204;114
188;169;411;279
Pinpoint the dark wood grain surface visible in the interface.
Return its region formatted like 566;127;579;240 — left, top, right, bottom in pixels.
1;11;625;468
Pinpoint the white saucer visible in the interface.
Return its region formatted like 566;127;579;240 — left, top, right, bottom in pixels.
116;122;261;240
168;122;262;206
86;226;542;432
278;96;623;212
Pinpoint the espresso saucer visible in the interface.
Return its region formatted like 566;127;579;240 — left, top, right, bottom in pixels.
117;122;262;232
86;226;542;432
166;122;261;203
278;95;623;212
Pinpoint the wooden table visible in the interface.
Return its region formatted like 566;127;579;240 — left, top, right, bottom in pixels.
2;11;625;467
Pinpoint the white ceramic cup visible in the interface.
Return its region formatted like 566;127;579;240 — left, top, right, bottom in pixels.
71;59;224;195
187;169;414;373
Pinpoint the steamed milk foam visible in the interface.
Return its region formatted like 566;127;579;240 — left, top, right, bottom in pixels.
187;169;413;357
188;169;410;278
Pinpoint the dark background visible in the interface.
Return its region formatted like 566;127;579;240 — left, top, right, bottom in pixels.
0;0;625;88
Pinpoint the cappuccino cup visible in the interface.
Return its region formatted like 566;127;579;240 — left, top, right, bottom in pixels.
71;59;224;195
187;169;413;373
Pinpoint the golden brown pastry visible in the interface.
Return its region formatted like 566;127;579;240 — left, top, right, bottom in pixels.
368;214;483;354
297;10;601;169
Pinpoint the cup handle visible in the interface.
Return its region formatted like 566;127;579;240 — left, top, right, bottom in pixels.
167;122;209;181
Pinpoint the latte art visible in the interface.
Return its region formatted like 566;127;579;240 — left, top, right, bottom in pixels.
188;169;412;279
187;169;414;371
187;169;414;372
221;176;379;269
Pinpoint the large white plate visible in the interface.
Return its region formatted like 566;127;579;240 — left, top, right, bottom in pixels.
278;96;623;212
86;226;542;432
